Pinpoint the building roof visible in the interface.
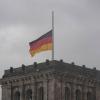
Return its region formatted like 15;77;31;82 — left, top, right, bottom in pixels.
2;60;100;80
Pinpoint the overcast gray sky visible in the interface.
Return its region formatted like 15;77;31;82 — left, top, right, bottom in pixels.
0;0;100;98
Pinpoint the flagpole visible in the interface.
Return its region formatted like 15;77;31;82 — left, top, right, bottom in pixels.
52;11;54;60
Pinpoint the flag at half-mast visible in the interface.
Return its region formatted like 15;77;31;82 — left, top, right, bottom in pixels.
29;30;53;57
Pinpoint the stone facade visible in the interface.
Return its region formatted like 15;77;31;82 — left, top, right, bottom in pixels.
0;60;100;100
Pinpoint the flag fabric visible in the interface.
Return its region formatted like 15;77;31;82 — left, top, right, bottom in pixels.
29;30;52;57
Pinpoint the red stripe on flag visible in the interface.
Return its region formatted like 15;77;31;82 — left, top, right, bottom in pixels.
30;37;52;50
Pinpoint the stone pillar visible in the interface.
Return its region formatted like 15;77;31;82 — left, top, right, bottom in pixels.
33;81;37;100
20;87;23;100
2;85;12;100
43;80;48;100
82;86;87;100
55;80;62;100
61;81;65;100
71;83;75;100
19;81;25;100
7;86;12;100
92;87;96;100
31;81;36;100
22;84;25;100
48;79;55;100
60;80;63;100
96;85;100;100
2;86;7;100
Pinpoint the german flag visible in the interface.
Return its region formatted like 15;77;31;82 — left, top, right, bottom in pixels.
29;30;52;57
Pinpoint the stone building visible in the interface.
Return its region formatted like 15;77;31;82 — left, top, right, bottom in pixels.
0;60;100;100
